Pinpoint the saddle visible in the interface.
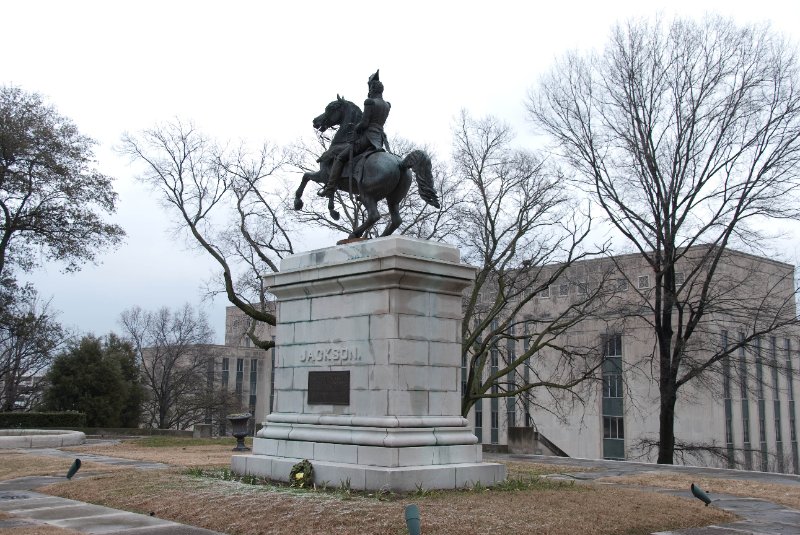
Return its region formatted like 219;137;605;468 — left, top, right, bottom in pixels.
335;148;385;193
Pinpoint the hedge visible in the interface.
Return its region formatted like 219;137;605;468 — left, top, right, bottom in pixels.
0;412;87;429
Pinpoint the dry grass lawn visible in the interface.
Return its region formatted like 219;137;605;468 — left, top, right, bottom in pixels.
599;470;800;511
504;460;593;478
40;468;734;535
64;441;237;467
1;439;736;535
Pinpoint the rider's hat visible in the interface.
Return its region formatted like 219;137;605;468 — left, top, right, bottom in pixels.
368;70;380;83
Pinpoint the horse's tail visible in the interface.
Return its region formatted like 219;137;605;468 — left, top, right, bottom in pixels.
400;150;440;209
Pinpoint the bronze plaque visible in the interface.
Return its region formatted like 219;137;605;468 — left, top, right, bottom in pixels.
307;371;350;405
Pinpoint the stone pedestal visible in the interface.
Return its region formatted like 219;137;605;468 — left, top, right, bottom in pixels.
231;236;505;490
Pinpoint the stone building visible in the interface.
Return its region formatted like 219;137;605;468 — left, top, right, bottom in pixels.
140;306;273;433
219;305;275;429
466;247;800;473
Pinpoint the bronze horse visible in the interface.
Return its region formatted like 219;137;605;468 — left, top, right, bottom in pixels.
293;96;440;239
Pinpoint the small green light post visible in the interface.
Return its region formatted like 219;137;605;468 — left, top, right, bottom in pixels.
691;483;712;506
66;459;81;480
404;504;421;535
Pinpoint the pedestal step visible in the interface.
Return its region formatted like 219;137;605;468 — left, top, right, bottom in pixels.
253;437;482;466
232;454;506;491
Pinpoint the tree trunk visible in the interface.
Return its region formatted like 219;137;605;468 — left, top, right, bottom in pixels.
657;383;677;464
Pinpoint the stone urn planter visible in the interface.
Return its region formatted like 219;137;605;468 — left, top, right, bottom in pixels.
226;413;252;451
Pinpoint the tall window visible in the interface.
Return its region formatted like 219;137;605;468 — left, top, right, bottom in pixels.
786;338;799;474
506;323;517;429
739;333;753;470
249;359;258;415
235;358;244;401
768;337;784;472
602;334;624;460
721;331;735;467
221;358;229;389
490;319;499;444
523;322;532;426
754;338;768;471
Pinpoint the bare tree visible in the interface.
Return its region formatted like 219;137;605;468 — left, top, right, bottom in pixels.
455;111;608;418
529;16;800;463
120;304;215;430
0;284;64;411
120;121;293;349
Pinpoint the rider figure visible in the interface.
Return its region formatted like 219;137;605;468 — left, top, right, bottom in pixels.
319;70;391;197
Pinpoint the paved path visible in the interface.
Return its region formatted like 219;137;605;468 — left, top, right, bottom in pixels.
488;453;800;535
15;445;171;471
0;447;223;534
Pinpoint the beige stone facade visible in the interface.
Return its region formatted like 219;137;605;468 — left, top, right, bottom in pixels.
467;247;800;473
221;306;275;428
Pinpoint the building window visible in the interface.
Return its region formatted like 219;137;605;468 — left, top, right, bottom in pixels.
577;282;588;295
603;373;623;398
616;278;628;291
725;414;734;444
740;333;753;469
235;358;244;400
674;272;685;287
602;334;624;460
769;337;784;472
638;275;650;289
474;397;483;443
785;338;799;474
221;358;229;389
721;330;735;468
603;416;624;439
539;286;550;298
743;414;751;444
249;359;258;414
605;335;622;359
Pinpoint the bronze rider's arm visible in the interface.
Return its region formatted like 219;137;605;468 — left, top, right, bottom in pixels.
355;99;374;134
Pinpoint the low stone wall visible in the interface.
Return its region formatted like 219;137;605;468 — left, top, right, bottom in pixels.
0;429;86;449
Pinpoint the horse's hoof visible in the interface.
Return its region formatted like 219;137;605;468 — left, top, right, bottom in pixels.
294;198;303;210
331;210;340;221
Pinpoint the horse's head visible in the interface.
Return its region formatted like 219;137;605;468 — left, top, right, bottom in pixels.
312;95;361;134
313;95;347;133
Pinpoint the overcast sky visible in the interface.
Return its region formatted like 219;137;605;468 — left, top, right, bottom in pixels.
5;0;800;343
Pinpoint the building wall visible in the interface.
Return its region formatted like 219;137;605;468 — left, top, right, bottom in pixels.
222;306;276;427
465;248;800;473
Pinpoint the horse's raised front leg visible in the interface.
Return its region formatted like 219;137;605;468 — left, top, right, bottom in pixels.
349;196;381;239
327;195;340;221
294;172;314;210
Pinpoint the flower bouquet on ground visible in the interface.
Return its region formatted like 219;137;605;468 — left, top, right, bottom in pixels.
289;459;313;488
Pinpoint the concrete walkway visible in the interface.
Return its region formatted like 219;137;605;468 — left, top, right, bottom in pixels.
0;447;223;534
488;453;800;535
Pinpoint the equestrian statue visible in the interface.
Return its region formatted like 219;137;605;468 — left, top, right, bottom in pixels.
292;70;440;239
